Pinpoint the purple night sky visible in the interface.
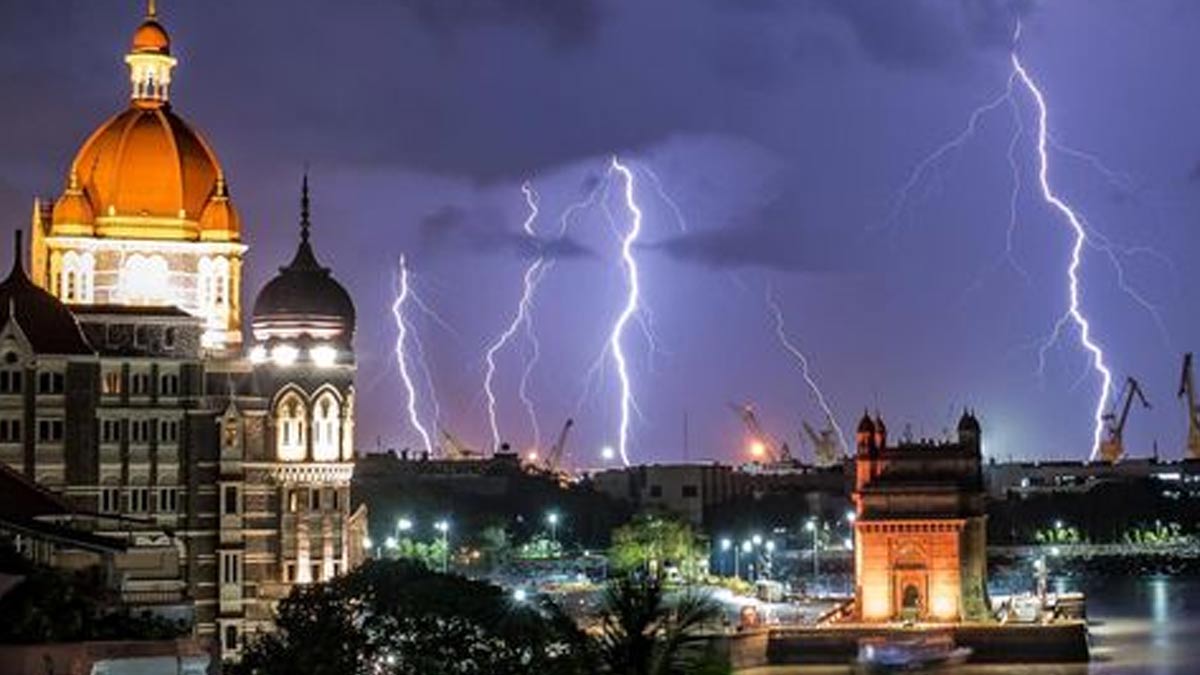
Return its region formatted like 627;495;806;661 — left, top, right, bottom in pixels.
2;1;1199;466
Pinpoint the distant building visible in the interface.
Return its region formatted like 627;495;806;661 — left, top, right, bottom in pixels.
0;4;365;661
852;411;989;622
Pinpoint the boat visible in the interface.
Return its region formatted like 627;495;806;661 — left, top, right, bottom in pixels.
856;633;972;672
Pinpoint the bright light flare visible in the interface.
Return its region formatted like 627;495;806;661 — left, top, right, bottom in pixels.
392;255;434;456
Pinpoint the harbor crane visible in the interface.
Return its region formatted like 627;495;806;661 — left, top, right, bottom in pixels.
802;417;843;467
543;418;575;472
1178;353;1200;460
730;402;789;463
1098;376;1150;463
440;428;479;460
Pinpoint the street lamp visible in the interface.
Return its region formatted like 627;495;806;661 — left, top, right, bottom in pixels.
720;538;732;576
765;540;776;580
385;536;398;551
739;540;752;580
805;518;819;580
601;446;616;462
398;517;413;533
546;511;560;553
435;520;450;573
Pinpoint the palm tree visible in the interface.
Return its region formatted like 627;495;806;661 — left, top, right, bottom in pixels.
593;575;727;675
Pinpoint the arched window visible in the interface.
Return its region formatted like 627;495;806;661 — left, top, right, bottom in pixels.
275;392;307;462
120;254;169;305
59;252;94;303
311;392;341;462
197;257;230;328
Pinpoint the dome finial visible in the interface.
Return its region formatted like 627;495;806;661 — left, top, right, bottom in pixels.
147;0;157;19
300;170;311;244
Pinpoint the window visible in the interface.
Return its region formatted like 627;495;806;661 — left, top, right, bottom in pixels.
312;392;341;461
159;419;179;444
101;419;122;444
284;562;296;583
119;253;170;305
37;419;64;443
100;487;120;513
130;419;152;444
222;485;240;515
133;325;150;348
157;487;177;512
0;370;23;394
220;551;241;585
682;485;699;499
287;489;298;513
128;487;150;512
223;624;238;652
0;418;21;443
331;489;341;511
311;563;321;583
309;488;321;512
163;328;177;349
648;484;663;498
275;393;306;461
102;370;122;395
60;251;95;303
332;562;341;578
130;372;151;395
37;371;64;394
160;373;180;396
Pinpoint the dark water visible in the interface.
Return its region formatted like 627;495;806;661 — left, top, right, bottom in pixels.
741;576;1200;674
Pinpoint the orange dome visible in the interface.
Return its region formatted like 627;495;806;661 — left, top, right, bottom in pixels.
50;172;95;229
132;18;170;54
199;176;240;241
57;106;237;240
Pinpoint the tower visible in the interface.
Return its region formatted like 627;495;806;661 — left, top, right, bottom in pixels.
30;2;246;351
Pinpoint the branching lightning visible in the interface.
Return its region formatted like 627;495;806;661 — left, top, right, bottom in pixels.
482;183;545;452
608;156;644;467
391;255;434;455
1011;51;1113;459
766;286;849;455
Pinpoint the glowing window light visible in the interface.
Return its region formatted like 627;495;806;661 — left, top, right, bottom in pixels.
272;344;299;367
312;393;341;462
310;344;338;368
249;345;267;364
119;254;170;305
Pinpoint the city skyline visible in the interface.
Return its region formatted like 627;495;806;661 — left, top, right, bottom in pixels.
2;1;1199;464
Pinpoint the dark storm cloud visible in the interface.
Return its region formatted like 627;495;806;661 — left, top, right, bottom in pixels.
652;193;861;273
817;0;1031;68
417;205;591;260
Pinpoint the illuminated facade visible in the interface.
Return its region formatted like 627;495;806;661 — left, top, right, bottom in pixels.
852;411;990;623
1;4;366;662
28;3;245;351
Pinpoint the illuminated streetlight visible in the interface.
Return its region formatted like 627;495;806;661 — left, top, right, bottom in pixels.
398;517;413;533
547;511;561;551
752;534;763;547
434;520;450;573
385;536;398;550
362;536;373;550
513;588;528;603
749;440;767;459
845;510;856;524
601;446;616;462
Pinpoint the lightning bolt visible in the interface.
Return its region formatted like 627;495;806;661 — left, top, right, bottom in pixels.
1011;51;1113;459
608;156;643;467
482;183;545;452
391;255;434;455
766;286;849;455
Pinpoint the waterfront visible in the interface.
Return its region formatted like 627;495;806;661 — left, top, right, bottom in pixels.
740;576;1200;674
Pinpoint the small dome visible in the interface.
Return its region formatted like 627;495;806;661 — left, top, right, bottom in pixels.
251;176;355;345
199;176;240;241
958;409;981;434
0;232;92;355
857;411;876;435
51;173;94;228
132;18;170;54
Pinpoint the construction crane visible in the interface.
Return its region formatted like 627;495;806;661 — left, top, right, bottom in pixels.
1178;354;1200;459
729;402;787;463
543;419;575;472
1099;376;1150;463
440;428;479;460
802;418;842;467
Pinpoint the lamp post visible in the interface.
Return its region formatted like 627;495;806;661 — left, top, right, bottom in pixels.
765;540;776;580
739;540;752;580
435;520;450;573
805;518;819;580
720;538;732;576
547;511;560;555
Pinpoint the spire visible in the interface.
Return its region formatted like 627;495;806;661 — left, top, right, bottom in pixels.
147;0;157;19
6;230;28;283
300;171;311;244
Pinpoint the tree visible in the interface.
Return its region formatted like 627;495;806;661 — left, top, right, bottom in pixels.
232;559;588;675
593;576;727;675
609;513;703;580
